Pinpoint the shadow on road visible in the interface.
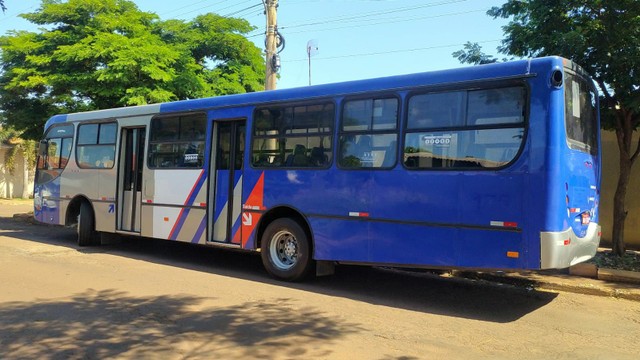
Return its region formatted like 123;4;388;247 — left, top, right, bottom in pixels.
0;289;359;359
1;217;557;326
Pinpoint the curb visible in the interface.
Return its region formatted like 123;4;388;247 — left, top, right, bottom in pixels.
596;268;640;284
533;278;640;302
458;271;640;302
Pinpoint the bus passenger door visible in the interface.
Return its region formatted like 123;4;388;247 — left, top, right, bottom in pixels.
210;120;245;244
118;127;145;233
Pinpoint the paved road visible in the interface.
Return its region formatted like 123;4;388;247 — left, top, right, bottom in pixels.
1;214;639;360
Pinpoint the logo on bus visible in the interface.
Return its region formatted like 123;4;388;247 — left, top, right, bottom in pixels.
422;134;452;147
242;213;253;226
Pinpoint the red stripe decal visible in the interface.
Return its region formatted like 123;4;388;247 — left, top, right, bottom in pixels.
241;172;265;248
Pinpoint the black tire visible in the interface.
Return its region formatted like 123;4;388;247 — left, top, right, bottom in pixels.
260;218;313;281
78;202;99;246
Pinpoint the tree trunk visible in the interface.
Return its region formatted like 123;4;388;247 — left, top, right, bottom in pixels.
612;152;629;256
611;109;639;256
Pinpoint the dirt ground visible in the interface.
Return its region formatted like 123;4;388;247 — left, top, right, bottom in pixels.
1;200;640;359
0;198;32;214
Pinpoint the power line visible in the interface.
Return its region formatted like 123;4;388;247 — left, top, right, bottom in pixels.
0;4;36;25
158;0;219;17
172;0;256;19
281;0;467;29
282;39;501;63
222;3;262;18
246;0;474;37
281;9;487;36
246;5;486;38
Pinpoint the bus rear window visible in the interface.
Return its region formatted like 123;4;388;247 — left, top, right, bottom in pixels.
564;72;598;155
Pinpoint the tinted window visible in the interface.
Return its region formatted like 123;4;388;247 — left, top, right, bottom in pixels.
404;129;523;169
78;124;99;145
76;122;118;169
36;124;75;184
339;97;398;169
468;87;526;125
45;123;74;139
343;98;398;131
407;91;465;129
46;138;62;169
404;86;526;169
99;123;118;144
252;103;334;168
565;72;598;155
148;113;207;168
40;124;74;169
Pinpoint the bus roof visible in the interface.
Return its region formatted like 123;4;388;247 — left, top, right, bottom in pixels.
44;56;567;131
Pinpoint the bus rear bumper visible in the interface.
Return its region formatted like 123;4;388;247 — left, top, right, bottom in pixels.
540;223;601;269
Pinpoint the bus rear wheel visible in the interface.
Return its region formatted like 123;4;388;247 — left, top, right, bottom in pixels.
261;218;312;281
78;202;99;246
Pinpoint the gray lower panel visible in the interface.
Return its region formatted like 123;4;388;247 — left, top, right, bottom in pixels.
540;223;600;269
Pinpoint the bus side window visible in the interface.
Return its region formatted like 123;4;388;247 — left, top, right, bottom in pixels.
77;122;117;169
149;113;206;169
252;103;334;169
404;86;525;170
339;97;398;169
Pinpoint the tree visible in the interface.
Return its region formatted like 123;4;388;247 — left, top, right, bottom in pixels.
455;1;639;256
0;125;36;199
452;42;499;65
0;0;265;139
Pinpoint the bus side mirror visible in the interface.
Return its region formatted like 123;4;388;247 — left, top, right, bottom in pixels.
38;140;48;157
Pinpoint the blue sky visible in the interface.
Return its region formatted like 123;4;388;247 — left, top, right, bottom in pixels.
0;0;511;89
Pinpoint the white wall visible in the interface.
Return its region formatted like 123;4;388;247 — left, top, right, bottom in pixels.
0;146;34;199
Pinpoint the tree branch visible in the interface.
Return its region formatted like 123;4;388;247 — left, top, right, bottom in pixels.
631;115;640;165
632;110;640;130
595;78;614;105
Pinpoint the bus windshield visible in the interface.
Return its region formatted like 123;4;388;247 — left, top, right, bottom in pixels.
564;71;598;155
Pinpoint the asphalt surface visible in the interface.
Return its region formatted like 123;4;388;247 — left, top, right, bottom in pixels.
2;199;639;301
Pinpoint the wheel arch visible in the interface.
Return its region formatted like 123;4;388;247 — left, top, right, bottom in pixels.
65;195;92;227
255;205;313;256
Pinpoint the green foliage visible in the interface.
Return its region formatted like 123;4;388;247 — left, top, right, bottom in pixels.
452;42;500;65
0;0;265;140
488;0;640;130
468;0;640;256
0;126;37;175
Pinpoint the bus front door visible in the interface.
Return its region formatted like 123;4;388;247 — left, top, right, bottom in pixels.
210;120;245;244
118;127;145;233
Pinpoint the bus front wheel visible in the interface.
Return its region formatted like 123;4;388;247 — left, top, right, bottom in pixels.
261;218;312;281
78;202;99;246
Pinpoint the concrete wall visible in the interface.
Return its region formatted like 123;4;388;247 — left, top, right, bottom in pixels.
0;146;34;199
599;130;640;249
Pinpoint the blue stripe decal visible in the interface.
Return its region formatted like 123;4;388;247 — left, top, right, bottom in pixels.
169;170;207;240
169;117;214;240
192;216;207;244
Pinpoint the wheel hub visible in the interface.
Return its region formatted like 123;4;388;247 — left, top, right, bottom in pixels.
270;230;298;270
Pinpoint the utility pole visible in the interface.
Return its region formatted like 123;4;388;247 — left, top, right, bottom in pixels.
306;40;318;86
263;0;279;90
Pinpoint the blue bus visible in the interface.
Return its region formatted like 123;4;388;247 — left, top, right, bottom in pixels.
34;56;601;281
